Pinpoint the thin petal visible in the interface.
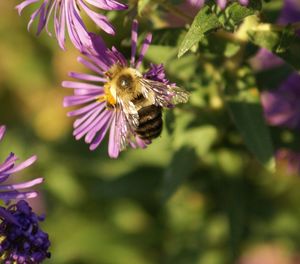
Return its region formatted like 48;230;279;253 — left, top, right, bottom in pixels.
67;101;102;117
68;72;107;83
84;0;127;10
15;0;40;15
89;112;113;150
85;110;112;143
130;20;138;67
62;81;103;90
78;0;115;35
0;191;38;202
108;112;121;158
63;95;100;107
136;33;152;69
0;126;6;141
0;178;43;191
77;56;105;75
3;156;37;175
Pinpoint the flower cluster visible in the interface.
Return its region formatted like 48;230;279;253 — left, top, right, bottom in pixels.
0;126;50;263
0;200;50;263
16;0;127;50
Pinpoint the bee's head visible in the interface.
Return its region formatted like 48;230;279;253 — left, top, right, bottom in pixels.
117;74;134;91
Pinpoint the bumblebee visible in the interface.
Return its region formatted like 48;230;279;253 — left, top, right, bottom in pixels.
104;64;189;142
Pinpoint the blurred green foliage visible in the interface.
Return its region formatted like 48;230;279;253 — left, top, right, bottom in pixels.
1;0;300;263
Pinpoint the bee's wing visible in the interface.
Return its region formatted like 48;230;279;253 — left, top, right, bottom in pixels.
114;110;130;152
139;78;189;108
117;97;140;128
114;110;146;152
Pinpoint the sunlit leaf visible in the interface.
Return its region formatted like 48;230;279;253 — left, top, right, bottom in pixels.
178;5;222;58
223;1;262;29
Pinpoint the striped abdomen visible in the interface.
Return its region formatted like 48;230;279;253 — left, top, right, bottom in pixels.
135;105;163;140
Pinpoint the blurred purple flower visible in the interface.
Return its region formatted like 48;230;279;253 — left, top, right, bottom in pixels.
250;48;284;71
251;0;300;71
15;0;127;50
63;20;186;158
276;149;300;175
253;1;300;132
278;0;300;25
0;125;43;203
0;200;50;263
261;73;300;129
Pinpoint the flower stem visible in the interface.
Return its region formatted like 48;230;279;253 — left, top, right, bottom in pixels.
153;0;193;23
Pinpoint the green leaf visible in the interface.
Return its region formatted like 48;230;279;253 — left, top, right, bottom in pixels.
178;0;262;58
248;25;300;71
178;5;222;58
162;147;197;202
224;1;262;28
226;100;275;172
224;42;241;57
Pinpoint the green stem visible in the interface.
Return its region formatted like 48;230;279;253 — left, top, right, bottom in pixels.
153;0;193;24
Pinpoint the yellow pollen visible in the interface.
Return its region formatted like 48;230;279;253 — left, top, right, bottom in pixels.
99;83;116;105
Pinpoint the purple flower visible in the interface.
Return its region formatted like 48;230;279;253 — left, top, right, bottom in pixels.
0;200;50;263
251;0;300;71
277;0;300;25
15;0;127;50
0;125;43;203
63;20;188;158
250;48;284;71
261;73;300;130
143;63;173;85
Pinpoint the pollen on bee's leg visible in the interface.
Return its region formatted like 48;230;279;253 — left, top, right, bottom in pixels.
97;95;106;103
104;84;117;105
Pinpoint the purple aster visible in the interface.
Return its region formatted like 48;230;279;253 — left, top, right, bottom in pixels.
277;0;300;26
251;0;300;71
15;0;127;50
249;48;284;71
63;20;189;158
261;73;300;130
0;125;43;203
0;200;50;263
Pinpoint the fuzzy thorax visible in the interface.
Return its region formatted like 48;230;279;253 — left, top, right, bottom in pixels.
102;65;143;107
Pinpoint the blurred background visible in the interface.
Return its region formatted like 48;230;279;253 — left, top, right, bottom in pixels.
1;0;300;263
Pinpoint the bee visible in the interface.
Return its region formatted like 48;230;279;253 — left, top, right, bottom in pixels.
104;64;189;142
